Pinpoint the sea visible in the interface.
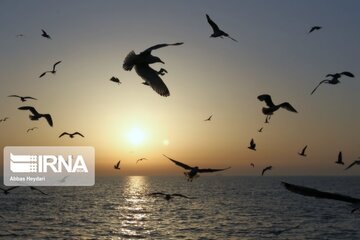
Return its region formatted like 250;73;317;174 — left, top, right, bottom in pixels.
0;176;359;239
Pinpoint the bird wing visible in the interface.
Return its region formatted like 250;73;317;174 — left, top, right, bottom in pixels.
116;161;120;167
74;132;84;137
141;42;183;55
340;71;355;78
198;166;231;173
30;186;48;195
338;151;342;161
39;72;48;78
163;154;193;170
147;192;166;196
135;64;170;97
43;114;53;127
171;193;191;199
24;96;37;100
18;106;39;115
279;102;298;113
206;14;220;32
302;145;308;153
282;181;360;204
257;94;275;107
226;36;238;42
52;61;62;71
8;95;21;98
262;167;271;176
345;160;360;170
310;80;328;95
59;132;69;138
308;27;316;33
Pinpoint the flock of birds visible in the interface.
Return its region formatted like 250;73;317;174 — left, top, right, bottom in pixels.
0;13;359;217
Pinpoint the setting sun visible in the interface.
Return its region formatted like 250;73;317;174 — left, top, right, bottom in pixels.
127;128;145;145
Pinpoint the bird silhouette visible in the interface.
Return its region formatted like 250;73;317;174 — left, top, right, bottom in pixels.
311;71;355;95
250;163;255;168
114;161;121;170
16;34;25;38
41;29;51;39
110;77;121;85
29;186;48;195
344;159;360;170
204;115;212;121
163;154;230;182
26;127;38;133
206;14;237;42
264;115;271;124
147;192;192;201
59;132;84;138
335;151;344;165
0;186;19;194
258;94;297;115
123;42;183;97
8;95;37;102
258;127;263;133
136;158;148;164
39;61;61;78
262;166;272;176
248;138;256;151
308;26;322;34
18;106;53;127
282;181;360;213
298;145;307;157
0;117;9;122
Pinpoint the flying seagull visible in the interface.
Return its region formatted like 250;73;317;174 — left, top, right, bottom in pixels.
136;158;148;164
18;106;53;127
0;117;9;122
335;151;344;165
206;14;237;42
282;181;360;213
41;29;51;39
298;145;307;157
114;160;121;170
250;163;255;168
308;26;322;34
204;115;212;121
344;159;360;170
29;186;48;195
258;94;298;115
147;192;192;201
0;186;19;195
16;34;25;38
110;76;121;85
248;138;256;151
8;95;37;102
310;71;355;95
39;61;62;78
262;166;272;176
163;154;230;182
26;127;38;133
123;42;183;97
258;127;263;133
59;132;84;138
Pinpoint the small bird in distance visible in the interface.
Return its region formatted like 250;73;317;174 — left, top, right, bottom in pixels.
204;115;212;121
136;158;148;164
27;127;38;133
39;61;62;78
298;145;307;157
18;106;53;127
311;71;355;95
308;26;322;34
147;192;193;201
114;161;121;170
8;95;37;102
258;94;298;115
0;117;9;122
59;132;84;138
41;29;51;39
248;138;256;151
206;14;237;42
335;151;344;165
262;166;272;176
110;77;121;85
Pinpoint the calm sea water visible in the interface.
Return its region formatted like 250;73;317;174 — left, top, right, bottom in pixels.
0;176;359;239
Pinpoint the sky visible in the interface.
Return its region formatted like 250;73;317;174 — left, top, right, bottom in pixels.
0;0;359;176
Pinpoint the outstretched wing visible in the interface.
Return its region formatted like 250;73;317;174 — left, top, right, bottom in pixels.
135;64;170;97
39;72;48;78
30;186;48;195
340;71;355;78
8;95;21;98
43;114;53;127
142;42;184;55
257;94;275;107
59;132;69;138
262;166;271;176
345;160;360;170
171;193;191;199
24;96;37;100
198;166;231;173
18;106;39;115
310;80;328;95
163;154;193;170
302;145;308;153
74;132;84;137
279;102;298;113
282;181;360;204
206;14;220;32
52;61;62;71
147;192;166;196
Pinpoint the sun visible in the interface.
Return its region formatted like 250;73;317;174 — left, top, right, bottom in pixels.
127;128;145;145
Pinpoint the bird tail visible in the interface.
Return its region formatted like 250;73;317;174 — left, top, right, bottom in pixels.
123;51;137;71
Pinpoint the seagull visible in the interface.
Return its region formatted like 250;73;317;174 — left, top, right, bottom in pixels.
262;166;272;176
206;14;237;42
248;138;256;151
18;106;53;127
298;145;307;157
308;26;322;34
39;61;62;78
59;132;84;138
147;192;192;201
41;29;51;39
258;127;263;133
29;186;48;195
123;42;183;97
26;127;38;132
282;181;360;213
136;158;148;164
250;163;255;168
8;95;37;102
335;151;344;165
114;160;121;170
258;94;298;115
163;154;230;182
0;186;19;195
0;117;9;122
204;115;212;121
310;71;355;95
110;76;121;85
344;160;360;170
16;34;25;38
